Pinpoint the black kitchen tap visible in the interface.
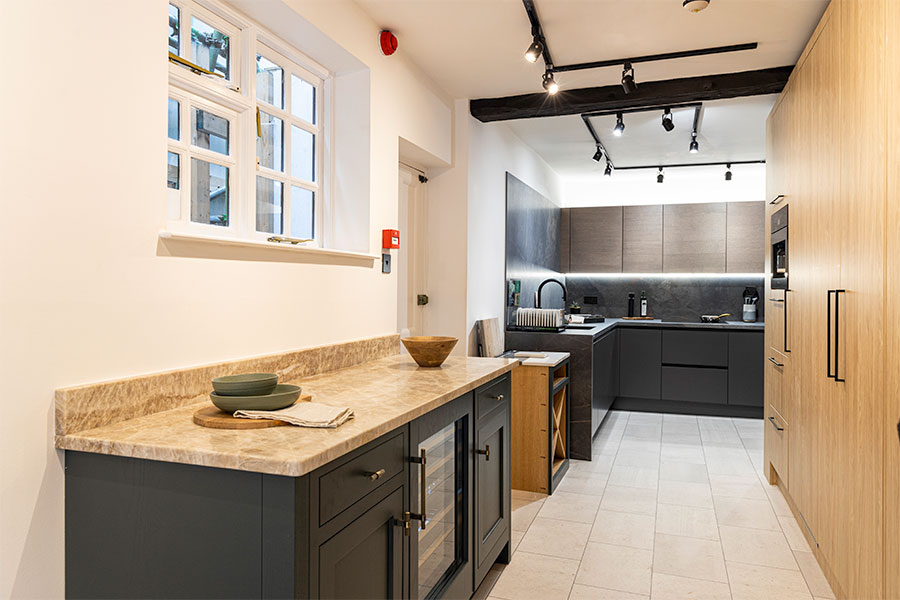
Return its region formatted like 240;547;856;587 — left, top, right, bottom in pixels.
536;278;567;309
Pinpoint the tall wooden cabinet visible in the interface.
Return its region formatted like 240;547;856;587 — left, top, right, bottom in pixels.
764;1;893;598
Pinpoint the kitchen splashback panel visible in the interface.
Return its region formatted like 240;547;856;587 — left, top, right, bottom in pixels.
566;276;765;323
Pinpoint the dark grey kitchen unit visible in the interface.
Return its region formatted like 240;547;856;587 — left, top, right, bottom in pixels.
619;329;662;400
65;374;512;600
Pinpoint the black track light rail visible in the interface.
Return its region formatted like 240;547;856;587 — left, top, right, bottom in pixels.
550;42;758;74
582;102;701;120
522;0;554;67
615;159;765;171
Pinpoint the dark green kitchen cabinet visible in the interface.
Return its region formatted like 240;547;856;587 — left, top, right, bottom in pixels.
619;329;662;400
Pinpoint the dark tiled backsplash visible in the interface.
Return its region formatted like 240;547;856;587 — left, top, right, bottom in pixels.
564;275;765;323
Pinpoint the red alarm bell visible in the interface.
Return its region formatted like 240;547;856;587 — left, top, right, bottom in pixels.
382;229;400;249
380;30;398;56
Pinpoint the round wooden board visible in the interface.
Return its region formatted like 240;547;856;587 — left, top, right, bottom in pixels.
192;395;311;429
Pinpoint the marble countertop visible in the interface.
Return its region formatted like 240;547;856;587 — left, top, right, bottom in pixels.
56;354;517;477
507;318;764;340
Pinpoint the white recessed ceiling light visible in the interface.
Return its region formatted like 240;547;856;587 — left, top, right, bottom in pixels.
683;0;710;13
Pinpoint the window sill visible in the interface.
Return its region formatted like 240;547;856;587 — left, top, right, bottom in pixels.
158;230;378;266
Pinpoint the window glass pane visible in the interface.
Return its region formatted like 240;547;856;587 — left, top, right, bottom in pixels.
256;177;283;234
290;186;314;239
257;111;283;171
256;55;283;109
191;107;229;155
191;158;228;226
291;125;314;182
168;98;179;140
168;4;180;55
190;17;229;78
167;152;180;189
291;74;315;124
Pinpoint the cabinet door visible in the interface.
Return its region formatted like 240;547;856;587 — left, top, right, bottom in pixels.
623;205;663;272
662;203;726;272
726;202;766;273
568;206;623;273
619;329;661;400
317;484;405;600
474;401;511;585
728;332;764;407
592;331;617;434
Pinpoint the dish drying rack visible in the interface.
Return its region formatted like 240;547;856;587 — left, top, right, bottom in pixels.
510;308;566;332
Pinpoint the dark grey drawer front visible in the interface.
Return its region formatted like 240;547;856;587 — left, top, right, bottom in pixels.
619;329;662;400
475;373;511;420
662;366;728;404
662;330;728;367
317;431;406;526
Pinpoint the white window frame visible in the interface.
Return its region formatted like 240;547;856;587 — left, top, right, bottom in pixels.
165;0;330;246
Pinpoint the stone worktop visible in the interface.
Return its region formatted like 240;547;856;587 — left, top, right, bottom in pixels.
56;354;517;477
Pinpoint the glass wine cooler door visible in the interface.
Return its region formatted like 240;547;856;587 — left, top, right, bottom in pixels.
414;417;466;600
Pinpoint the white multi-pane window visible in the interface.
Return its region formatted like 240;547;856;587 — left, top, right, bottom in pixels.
166;0;326;243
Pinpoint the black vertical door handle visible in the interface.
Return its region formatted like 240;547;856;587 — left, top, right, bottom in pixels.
896;419;899;444
827;290;835;379
834;289;846;382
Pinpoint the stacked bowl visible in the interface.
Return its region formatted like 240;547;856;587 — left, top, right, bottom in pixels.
209;373;301;413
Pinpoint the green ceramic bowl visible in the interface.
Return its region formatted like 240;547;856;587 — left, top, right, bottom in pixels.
210;384;302;413
212;373;278;396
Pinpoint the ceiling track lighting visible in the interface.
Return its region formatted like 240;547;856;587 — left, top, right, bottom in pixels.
689;135;699;154
613;112;625;137
661;108;675;132
725;163;733;181
604;162;613;177
621;62;637;94
524;35;544;63
657;167;665;184
592;146;603;162
542;70;559;94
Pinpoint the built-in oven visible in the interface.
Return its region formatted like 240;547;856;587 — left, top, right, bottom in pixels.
771;205;788;289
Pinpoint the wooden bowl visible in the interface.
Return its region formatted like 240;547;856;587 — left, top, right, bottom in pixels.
401;336;458;368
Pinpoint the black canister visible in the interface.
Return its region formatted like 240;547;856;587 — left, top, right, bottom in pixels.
627;292;635;317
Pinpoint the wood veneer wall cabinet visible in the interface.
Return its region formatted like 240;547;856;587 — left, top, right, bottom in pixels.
764;1;893;597
568;207;623;273
622;205;663;272
662;203;726;272
725;202;765;273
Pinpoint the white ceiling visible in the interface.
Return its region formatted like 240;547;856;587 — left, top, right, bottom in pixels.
354;0;829;99
505;95;777;174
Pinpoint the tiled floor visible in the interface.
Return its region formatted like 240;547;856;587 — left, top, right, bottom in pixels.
474;410;836;600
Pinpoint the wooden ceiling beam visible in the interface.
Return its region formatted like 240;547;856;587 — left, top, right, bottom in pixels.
469;66;793;123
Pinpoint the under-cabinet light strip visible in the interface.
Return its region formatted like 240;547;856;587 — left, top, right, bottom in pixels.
565;273;765;279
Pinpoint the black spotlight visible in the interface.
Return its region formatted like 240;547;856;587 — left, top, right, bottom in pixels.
689;135;699;154
621;62;637;94
542;70;559;95
657;167;664;184
725;163;733;181
524;38;543;63
593;146;603;162
661;108;675;132
604;162;613;177
613;112;625;137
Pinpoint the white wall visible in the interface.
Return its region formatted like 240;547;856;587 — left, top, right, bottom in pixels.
564;163;766;207
0;1;453;597
465;110;563;355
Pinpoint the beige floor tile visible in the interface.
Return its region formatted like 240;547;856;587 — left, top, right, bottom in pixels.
590;509;655;550
662;432;703;446
510;529;524;554
719;525;797;570
726;561;813;600
650;572;731;600
593;436;624;457
655;503;719;541
652;533;728;583
623;424;663;441
569;455;615;475
538;491;602;524
709;474;767;500
713;495;781;531
704;455;757;477
600;485;658;516
512;496;545;532
517;517;592;560
778;515;811;552
764;485;794;517
491;551;580;600
557;470;609;496
568;583;649;600
608;465;659;490
575;542;653;595
657;480;714;509
614;450;661;469
794;551;835;599
659;460;709;483
628;413;663;425
660;444;706;465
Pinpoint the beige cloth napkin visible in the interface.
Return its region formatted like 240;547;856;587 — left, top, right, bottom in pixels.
234;402;354;428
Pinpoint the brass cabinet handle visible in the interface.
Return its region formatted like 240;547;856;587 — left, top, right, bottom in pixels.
768;357;784;368
476;444;491;461
768;416;785;432
368;468;386;481
418;448;427;529
493;394;505;402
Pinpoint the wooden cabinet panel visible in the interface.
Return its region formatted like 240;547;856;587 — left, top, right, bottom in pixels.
726;202;765;273
568;206;623;273
622;205;662;272
662;203;726;272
